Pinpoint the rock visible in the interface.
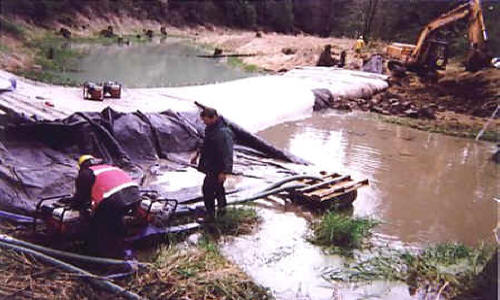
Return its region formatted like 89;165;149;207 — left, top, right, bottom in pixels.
160;26;167;36
493;148;500;164
348;102;358;110
370;106;384;114
404;109;419;118
372;93;384;102
338;50;346;68
356;98;366;105
59;28;71;39
187;233;202;245
312;88;334;111
417;107;436;119
317;44;335;67
401;101;412;109
100;26;115;38
282;47;297;55
362;54;384;74
213;48;223;57
338;103;352;111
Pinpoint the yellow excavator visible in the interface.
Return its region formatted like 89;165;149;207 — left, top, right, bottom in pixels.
387;0;491;77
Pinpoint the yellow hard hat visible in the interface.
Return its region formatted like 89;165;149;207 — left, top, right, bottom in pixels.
78;154;95;167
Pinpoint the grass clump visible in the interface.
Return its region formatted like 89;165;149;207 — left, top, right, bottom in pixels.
208;207;260;237
378;115;498;142
310;212;378;255
325;243;496;299
128;240;272;299
228;56;260;73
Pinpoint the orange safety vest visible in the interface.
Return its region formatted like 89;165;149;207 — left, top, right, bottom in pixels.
89;165;137;210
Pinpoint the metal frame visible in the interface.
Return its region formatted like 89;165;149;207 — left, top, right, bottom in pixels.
33;194;72;233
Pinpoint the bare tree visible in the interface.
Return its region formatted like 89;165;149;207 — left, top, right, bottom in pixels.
362;0;380;40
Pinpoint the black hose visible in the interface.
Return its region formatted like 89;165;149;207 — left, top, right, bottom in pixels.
261;175;322;192
0;234;148;268
0;240;143;300
228;183;307;206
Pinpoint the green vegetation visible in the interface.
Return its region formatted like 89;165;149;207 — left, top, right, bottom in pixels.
310;212;378;255
21;34;84;85
228;57;260;73
0;16;26;38
379;115;498;142
326;243;496;299
206;206;261;236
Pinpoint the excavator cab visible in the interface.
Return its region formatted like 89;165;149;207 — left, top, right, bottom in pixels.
419;39;449;71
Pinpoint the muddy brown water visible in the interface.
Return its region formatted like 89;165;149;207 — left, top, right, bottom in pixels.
220;110;497;300
258;111;497;246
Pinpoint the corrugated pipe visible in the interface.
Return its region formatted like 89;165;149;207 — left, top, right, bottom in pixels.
0;240;143;300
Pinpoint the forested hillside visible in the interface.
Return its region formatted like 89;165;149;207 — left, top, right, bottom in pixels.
1;0;499;54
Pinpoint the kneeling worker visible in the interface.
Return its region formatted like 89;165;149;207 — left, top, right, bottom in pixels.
191;108;234;222
72;155;139;257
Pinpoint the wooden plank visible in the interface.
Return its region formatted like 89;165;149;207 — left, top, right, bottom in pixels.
319;180;369;202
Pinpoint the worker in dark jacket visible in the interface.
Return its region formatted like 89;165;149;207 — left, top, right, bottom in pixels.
72;155;140;257
191;108;234;222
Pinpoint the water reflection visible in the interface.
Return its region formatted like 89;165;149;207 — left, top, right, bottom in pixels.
259;111;498;246
53;38;253;87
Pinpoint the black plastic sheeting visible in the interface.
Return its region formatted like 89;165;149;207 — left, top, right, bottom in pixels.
0;107;306;214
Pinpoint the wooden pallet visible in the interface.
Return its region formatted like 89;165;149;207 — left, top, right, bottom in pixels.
286;173;369;209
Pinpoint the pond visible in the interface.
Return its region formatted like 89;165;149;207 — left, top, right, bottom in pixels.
51;37;254;87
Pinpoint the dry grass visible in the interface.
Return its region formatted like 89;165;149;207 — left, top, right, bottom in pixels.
0;248;107;299
126;241;271;299
0;237;270;299
193;29;385;72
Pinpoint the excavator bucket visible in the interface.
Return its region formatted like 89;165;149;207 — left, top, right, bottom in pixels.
465;49;491;72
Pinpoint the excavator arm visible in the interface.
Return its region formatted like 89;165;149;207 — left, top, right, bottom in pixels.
411;0;489;69
411;2;471;61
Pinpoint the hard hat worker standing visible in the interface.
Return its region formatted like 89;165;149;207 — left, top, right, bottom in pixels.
72;155;140;257
354;36;365;54
191;108;234;222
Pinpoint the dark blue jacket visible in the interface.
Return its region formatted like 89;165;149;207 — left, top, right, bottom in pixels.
198;118;234;175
